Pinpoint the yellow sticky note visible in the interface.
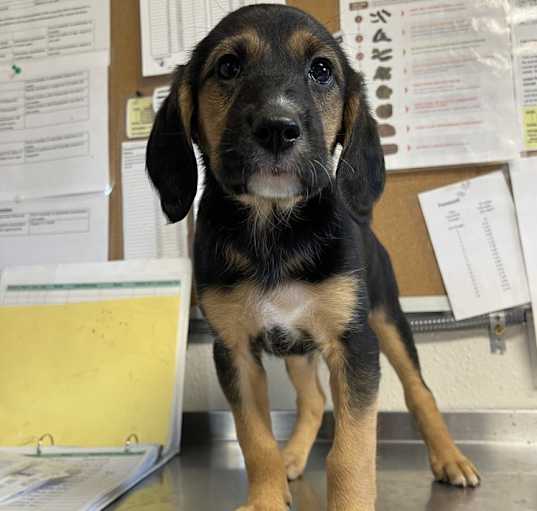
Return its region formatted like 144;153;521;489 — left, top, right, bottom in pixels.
0;296;180;448
523;107;537;151
126;97;155;139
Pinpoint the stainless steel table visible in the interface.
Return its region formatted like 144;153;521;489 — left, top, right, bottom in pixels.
108;412;537;511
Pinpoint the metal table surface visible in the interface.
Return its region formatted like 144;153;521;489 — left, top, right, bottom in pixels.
108;412;537;511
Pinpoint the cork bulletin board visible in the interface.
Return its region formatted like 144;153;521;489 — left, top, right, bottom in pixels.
109;0;498;297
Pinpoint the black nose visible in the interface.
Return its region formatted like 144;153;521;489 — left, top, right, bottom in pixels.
253;117;301;153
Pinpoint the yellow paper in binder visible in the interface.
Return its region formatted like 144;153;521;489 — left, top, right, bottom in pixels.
0;296;180;448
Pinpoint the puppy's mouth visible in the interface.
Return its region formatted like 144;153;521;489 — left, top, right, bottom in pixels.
246;169;302;199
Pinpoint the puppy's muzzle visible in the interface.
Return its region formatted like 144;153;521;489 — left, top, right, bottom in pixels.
247;104;304;198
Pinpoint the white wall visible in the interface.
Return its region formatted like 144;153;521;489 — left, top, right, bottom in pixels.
182;326;537;411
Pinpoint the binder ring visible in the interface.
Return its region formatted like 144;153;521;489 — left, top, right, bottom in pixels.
124;434;140;452
36;433;55;456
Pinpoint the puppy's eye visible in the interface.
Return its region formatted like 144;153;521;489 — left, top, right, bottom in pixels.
309;58;333;85
217;54;241;80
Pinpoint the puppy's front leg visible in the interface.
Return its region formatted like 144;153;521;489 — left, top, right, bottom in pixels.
213;339;291;511
322;328;380;511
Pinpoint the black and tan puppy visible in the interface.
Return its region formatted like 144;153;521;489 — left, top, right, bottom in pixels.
147;5;479;510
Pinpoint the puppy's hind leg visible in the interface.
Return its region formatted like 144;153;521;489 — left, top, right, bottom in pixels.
369;307;480;488
282;354;326;480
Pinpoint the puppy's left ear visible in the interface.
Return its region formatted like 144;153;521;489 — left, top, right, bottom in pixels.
146;65;197;223
336;69;385;223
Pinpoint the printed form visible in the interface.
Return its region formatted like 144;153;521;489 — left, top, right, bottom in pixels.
511;0;537;151
0;52;109;200
139;0;284;76
0;192;108;271
341;0;519;170
0;0;110;64
121;141;189;259
419;171;530;320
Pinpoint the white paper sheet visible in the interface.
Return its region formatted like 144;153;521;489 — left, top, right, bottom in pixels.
419;171;530;320
139;0;285;76
510;157;537;353
340;0;519;170
0;446;158;511
0;52;109;201
511;0;537;151
0;192;108;272
0;0;110;64
121;140;189;259
0;458;69;505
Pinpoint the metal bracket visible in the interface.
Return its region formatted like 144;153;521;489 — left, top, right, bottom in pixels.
488;311;507;354
524;310;537;389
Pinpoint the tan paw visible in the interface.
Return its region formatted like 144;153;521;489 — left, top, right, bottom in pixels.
235;484;292;511
431;450;480;488
282;447;308;481
235;501;289;511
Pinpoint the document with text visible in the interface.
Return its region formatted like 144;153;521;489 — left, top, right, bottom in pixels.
341;0;519;170
0;192;108;272
0;0;110;64
139;0;284;76
0;52;109;201
511;0;537;151
0;446;158;511
419;171;530;320
121;140;189;259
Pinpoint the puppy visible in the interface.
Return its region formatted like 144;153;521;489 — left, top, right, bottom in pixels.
147;5;480;510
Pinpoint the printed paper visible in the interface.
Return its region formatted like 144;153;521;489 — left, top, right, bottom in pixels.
419;171;530;319
0;53;110;201
511;0;537;150
139;0;285;76
0;192;108;272
341;0;519;170
126;97;155;139
0;0;110;64
121;141;189;259
0;447;158;511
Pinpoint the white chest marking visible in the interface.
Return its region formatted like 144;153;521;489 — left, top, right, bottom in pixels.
257;284;313;332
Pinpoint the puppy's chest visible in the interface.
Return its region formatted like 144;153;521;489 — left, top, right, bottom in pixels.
201;276;360;354
253;284;319;355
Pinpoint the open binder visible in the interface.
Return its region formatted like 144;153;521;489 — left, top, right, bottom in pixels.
0;259;192;510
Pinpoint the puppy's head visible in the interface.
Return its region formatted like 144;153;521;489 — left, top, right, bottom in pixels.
147;5;385;222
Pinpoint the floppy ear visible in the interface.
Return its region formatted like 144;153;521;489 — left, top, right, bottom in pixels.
146;66;197;223
336;70;385;223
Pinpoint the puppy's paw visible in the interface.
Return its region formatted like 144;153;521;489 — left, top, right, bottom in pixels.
282;447;308;481
431;449;480;488
236;484;292;511
235;502;289;511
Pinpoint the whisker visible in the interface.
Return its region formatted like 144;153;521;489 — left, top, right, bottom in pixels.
339;157;357;175
313;159;334;191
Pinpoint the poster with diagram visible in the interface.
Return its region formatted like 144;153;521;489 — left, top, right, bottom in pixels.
341;0;519;170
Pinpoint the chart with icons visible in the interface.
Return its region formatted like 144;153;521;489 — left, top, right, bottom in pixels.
340;0;519;171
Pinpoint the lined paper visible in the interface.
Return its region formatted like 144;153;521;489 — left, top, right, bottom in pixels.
121;141;189;259
139;0;285;76
419;171;530;319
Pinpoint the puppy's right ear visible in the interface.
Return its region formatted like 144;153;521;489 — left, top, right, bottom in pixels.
146;66;197;223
